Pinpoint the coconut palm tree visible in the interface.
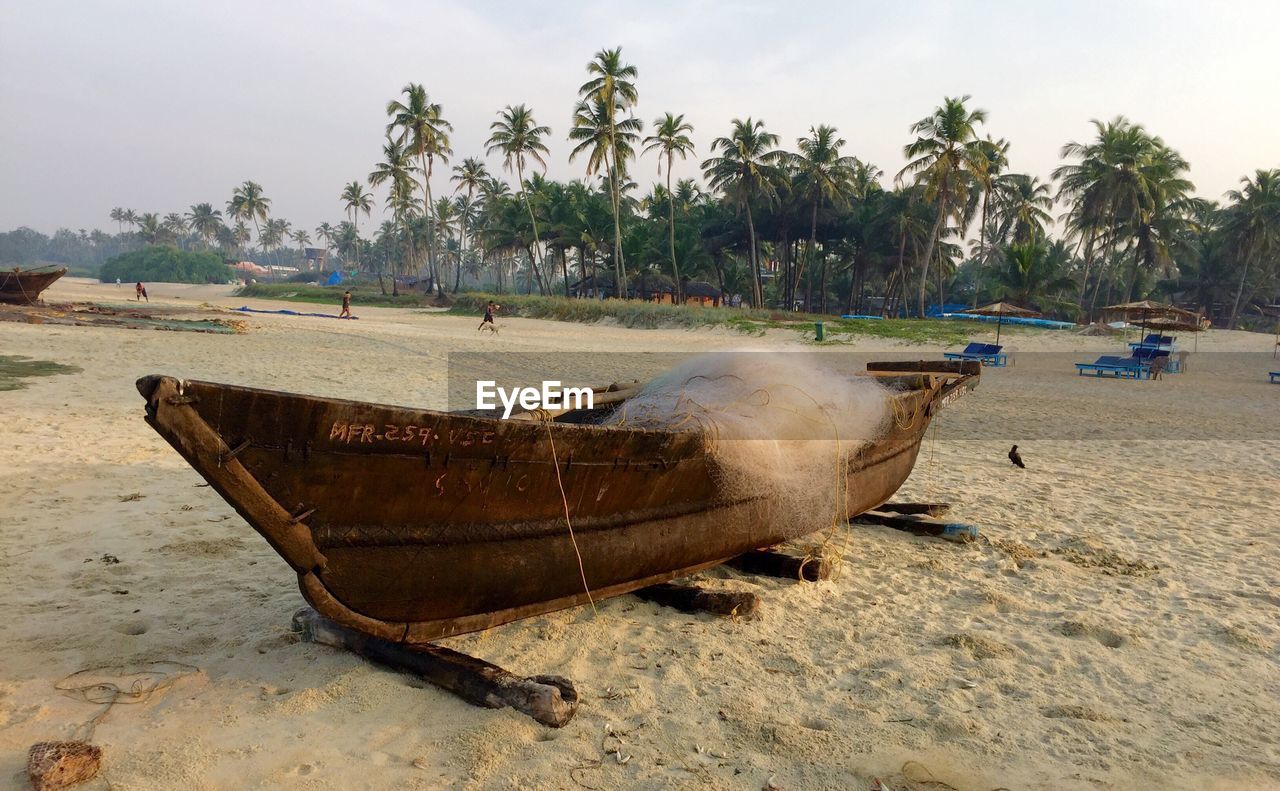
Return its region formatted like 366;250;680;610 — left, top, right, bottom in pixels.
1222;169;1280;328
136;213;162;245
578;47;639;294
702;118;785;307
642;112;695;302
990;240;1078;314
368;136;419;291
109;207;127;234
227;181;271;255
315;222;336;258
569;96;642;294
898;96;988;316
486;104;552;294
968;136;1009;306
789;124;858;312
994;173;1053;244
451;157;490;293
186;203;223;248
386;83;452;291
340;180;373;269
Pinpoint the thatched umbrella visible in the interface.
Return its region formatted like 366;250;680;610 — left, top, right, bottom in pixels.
1102;300;1195;343
1143;315;1207;352
960;301;1040;345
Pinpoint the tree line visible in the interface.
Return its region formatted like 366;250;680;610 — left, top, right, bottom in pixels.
6;47;1278;327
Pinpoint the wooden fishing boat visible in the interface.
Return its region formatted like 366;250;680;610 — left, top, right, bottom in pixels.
0;266;68;305
137;360;978;644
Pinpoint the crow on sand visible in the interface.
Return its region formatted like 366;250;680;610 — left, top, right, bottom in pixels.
1008;445;1025;468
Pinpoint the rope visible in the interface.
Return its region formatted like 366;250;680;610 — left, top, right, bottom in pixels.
545;422;596;615
55;661;198;741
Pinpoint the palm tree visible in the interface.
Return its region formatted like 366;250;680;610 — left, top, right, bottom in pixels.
387;83;452;291
990;240;1078;314
898;96;988;316
642;112;695;303
789;124;858;312
569;96;642;293
486;104;552;294
702;118;785;307
368;136;419;292
163;213;188;247
186;203;223;248
136;213;162;245
994;173;1053;243
315;222;336;259
227;181;271;256
340;180;373;269
290;228;312;269
109;207;127;234
969;136;1009;306
578;47;639;294
1222;169;1280;328
451;157;490;293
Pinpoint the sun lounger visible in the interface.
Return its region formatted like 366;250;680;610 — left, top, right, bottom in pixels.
1270;372;1279;384
1075;355;1148;379
943;342;1007;367
1131;346;1180;373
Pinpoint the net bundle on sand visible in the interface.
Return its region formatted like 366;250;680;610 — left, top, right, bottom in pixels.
605;353;892;532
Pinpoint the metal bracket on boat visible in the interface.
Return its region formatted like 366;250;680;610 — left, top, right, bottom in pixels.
288;506;317;525
165;394;199;406
219;439;251;466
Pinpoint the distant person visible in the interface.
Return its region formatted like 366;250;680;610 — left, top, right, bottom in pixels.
478;300;500;331
340;289;352;319
115;277;121;287
135;282;148;302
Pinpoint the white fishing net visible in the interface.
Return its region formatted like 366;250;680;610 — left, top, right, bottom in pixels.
605;353;893;532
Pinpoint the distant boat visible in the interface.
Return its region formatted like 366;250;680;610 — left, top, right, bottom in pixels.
136;359;980;645
0;266;67;305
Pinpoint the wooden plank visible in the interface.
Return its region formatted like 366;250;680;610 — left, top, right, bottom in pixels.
292;608;578;728
852;510;978;543
634;582;760;617
727;549;830;581
878;502;953;517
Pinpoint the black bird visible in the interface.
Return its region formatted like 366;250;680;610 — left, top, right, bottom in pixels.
1008;445;1025;469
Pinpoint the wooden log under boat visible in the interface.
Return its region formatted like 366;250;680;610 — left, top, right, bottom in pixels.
136;360;978;644
0;267;68;305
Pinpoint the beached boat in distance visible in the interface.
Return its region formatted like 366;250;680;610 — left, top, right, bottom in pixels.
0;266;68;305
136;360;979;644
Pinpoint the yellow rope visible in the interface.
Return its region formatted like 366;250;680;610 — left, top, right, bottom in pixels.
546;422;597;615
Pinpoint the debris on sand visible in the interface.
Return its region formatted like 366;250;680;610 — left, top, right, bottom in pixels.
27;741;102;791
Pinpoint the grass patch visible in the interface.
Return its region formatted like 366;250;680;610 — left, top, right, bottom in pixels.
235;284;997;344
0;355;82;391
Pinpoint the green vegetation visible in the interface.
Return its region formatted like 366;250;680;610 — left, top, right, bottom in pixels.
10;48;1279;328
99;246;233;284
0;355;81;392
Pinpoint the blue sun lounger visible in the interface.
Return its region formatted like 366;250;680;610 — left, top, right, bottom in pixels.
1131;346;1180;373
1076;355;1148;379
1270;372;1279;384
943;342;1008;367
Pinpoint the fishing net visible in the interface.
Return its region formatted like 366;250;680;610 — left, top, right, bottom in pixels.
605;353;892;534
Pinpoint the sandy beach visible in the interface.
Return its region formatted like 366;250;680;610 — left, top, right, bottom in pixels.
2;278;1277;790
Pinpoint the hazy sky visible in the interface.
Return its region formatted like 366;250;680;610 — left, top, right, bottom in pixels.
3;0;1277;235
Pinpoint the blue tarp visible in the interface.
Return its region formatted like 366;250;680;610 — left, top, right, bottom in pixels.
839;314;885;320
942;312;1075;330
325;271;342;286
233;306;357;320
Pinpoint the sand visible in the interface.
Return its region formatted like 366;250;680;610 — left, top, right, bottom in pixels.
1;278;1277;790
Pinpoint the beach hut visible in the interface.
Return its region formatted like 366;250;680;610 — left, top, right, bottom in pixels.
682;280;723;307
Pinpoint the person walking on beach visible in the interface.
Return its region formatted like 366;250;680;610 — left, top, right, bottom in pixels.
135;282;148;302
340;289;352;319
478;300;500;331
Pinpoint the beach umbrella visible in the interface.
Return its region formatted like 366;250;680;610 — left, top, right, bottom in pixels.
1101;300;1194;343
1143;315;1207;352
960;301;1040;345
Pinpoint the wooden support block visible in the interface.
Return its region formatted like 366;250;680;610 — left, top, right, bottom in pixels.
852;510;978;543
292;608;578;728
878;501;953;517
634;582;760;617
727;549;830;582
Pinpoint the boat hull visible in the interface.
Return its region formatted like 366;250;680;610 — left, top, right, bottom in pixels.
0;268;67;305
138;362;977;643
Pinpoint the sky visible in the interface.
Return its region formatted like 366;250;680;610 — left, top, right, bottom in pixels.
2;0;1278;235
